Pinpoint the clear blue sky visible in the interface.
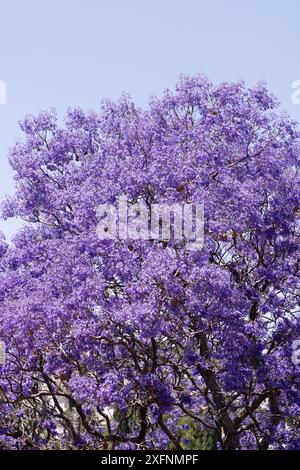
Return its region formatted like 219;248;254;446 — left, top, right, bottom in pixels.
1;0;300;239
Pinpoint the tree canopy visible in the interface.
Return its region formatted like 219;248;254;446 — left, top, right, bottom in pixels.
0;75;299;449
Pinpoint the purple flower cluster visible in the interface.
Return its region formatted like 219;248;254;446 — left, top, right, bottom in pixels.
0;75;299;449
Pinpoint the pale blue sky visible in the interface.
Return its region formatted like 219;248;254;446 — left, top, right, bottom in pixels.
1;0;300;239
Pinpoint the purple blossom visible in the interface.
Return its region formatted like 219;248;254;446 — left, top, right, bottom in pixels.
0;74;299;449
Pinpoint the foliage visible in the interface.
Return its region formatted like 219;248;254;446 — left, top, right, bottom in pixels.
0;75;299;449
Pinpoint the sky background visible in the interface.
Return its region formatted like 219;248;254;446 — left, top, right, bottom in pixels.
1;0;300;239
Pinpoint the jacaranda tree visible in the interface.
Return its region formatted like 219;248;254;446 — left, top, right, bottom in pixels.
0;75;299;449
